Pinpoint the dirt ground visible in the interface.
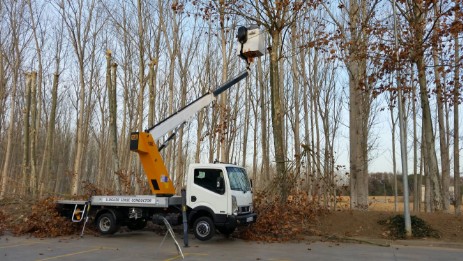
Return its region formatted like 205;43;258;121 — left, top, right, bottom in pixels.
316;210;463;242
316;196;463;243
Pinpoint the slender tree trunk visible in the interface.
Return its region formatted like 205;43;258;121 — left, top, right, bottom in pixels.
27;0;43;168
300;49;312;195
134;0;146;194
258;57;269;181
412;66;419;212
22;73;32;195
0;51;4;134
1;11;22;197
106;51;121;193
431;24;450;211
1;82;17;197
454;33;460;216
40;71;59;196
269;30;287;202
30;71;38;196
389;99;398;211
416;55;443;211
219;1;229;162
291;22;301;177
348;1;371;209
148;28;161;127
242;76;250;167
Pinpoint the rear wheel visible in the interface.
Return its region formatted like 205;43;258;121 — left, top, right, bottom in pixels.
193;216;215;241
97;212;120;235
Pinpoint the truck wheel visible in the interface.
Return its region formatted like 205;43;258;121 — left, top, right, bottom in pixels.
218;226;235;237
127;219;147;230
193;216;215;241
97;212;120;235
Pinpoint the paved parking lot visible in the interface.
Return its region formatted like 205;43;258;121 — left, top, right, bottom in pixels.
1;231;463;260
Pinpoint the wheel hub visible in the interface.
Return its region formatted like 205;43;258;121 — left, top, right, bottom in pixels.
196;221;210;237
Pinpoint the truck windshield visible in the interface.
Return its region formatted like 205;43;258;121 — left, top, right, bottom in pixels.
226;167;251;192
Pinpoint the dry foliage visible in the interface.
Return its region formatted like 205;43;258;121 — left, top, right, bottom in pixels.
239;190;326;242
0;209;7;235
10;197;79;237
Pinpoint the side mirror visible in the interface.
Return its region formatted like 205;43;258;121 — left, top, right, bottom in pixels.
217;176;225;194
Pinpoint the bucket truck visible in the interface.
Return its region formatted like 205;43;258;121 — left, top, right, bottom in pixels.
56;25;265;241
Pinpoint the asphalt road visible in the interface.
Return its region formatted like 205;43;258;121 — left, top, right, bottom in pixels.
1;231;462;261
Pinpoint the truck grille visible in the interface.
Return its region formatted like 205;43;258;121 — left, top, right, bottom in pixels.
238;206;250;214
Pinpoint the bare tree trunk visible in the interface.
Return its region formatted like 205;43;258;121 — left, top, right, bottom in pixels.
454;33;461;216
218;1;229;162
252;83;259;183
312;52;321;200
242;76;250;167
258;57;269;181
389;97;398;211
148;27;161;127
58;0;97;195
431;18;450;210
402;0;443;211
300;49;312;195
30;71;38;196
27;0;43;174
1;4;23;197
159;0;179;180
322;0;371;209
134;0;147;194
412;66;419;212
22;73;32;195
106;51;121;193
347;0;371;210
291;22;301;177
0;50;4;134
40;72;59;196
416;55;443;211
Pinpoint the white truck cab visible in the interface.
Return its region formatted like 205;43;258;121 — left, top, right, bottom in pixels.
187;163;256;240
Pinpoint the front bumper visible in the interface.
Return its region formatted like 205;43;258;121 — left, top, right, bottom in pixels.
215;212;257;227
233;212;258;226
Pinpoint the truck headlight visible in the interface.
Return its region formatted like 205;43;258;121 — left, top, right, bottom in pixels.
249;204;253;213
232;196;238;215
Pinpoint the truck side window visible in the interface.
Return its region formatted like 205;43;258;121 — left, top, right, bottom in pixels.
194;169;224;194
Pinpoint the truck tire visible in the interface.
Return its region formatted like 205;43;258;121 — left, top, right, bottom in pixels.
193;216;215;241
127;219;147;230
97;212;120;235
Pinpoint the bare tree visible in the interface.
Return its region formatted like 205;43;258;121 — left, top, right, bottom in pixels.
106;50;121;193
22;72;31;195
396;0;443;210
453;29;461;216
323;0;379;209
29;71;38;196
431;4;450;211
227;0;305;202
1;0;26;198
58;0;98;195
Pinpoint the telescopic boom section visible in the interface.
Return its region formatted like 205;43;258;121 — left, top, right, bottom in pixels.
130;70;249;195
148;70;249;142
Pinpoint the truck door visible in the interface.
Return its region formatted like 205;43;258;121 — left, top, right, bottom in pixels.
188;168;228;215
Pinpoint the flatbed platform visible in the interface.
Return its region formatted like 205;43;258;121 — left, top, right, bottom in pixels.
57;195;182;208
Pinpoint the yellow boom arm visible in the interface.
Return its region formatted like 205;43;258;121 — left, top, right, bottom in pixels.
130;132;175;195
